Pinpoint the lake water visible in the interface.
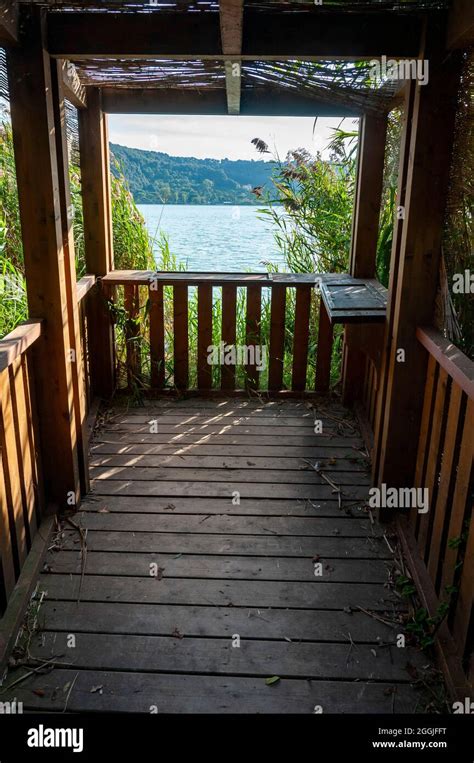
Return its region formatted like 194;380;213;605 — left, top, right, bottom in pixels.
137;204;286;272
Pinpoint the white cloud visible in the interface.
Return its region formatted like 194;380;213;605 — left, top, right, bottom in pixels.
108;114;359;161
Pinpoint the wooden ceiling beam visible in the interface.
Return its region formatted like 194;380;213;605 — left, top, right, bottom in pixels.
0;1;18;45
100;87;361;117
47;9;423;59
61;60;87;109
220;0;244;115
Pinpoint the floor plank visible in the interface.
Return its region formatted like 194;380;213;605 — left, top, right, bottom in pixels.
7;670;419;713
29;631;422;681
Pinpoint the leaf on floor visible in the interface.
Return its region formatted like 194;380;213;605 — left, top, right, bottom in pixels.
265;676;281;686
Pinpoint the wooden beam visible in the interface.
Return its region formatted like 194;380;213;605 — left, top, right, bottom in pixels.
220;0;243;115
78;88;115;399
101;88;360;117
51;58;90;495
342;114;387;407
0;1;18;45
374;35;463;488
47;9;422;60
447;0;474;49
6;7;81;512
61;60;87;109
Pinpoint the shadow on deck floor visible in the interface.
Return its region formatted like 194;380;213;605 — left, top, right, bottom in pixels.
5;398;429;713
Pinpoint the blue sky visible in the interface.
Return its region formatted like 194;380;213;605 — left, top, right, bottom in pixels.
108;115;358;161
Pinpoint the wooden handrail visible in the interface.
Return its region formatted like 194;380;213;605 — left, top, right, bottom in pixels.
103;270;333;395
0;320;42;374
417;326;474;400
76;274;96;303
102;270;318;287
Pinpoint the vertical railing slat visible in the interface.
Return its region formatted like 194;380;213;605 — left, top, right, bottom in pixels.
150;282;165;390
268;285;286;392
441;398;474;593
0;439;16;612
221;285;237;391
417;366;449;556
198;284;213;390
411;354;438;529
315;296;333;394
0;369;25;573
245;284;261;391
292;285;311;391
10;357;36;546
124;283;141;389
427;382;463;584
173;284;189;391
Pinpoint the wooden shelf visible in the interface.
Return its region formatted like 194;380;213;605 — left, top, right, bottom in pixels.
317;274;387;324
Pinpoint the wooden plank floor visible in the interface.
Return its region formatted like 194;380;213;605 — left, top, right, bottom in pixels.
6;399;425;713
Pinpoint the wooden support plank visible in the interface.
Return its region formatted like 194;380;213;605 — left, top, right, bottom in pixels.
101;87;359;117
149;283;165;390
219;0;244;114
245;284;261;391
197;283;213;390
375;39;462;489
78;88;115;399
268;284;286;392
124;284;141;389
0;1;18;45
173;284;188;391
47;9;422;59
372;81;417;487
7;7;81;512
315;297;333;394
291;285;311;392
441;399;474;593
221;285;237;391
412;354;437;532
51;58;90;496
343;113;388;407
427;382;463;583
61;60;87;109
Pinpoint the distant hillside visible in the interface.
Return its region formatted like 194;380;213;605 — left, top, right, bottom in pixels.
110;143;275;205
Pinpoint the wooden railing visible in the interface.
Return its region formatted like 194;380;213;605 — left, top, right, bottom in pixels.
399;326;473;691
0;320;44;614
76;274;95;414
102;271;335;396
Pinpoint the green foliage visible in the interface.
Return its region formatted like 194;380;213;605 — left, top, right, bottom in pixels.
0;121;155;339
110;143;274;205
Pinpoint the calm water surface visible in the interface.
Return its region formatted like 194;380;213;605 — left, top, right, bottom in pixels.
137;204;286;272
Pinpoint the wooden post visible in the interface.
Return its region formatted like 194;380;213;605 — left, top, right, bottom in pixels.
50;58;90;495
7;7;81;512
374;41;462;489
78;88;115;399
342;113;387;406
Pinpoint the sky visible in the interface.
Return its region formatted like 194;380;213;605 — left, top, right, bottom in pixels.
108;115;358;161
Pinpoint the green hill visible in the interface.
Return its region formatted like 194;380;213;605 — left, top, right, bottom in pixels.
110;143;275;205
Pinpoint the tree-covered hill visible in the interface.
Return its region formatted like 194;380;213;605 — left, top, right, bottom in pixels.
110;143;274;205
